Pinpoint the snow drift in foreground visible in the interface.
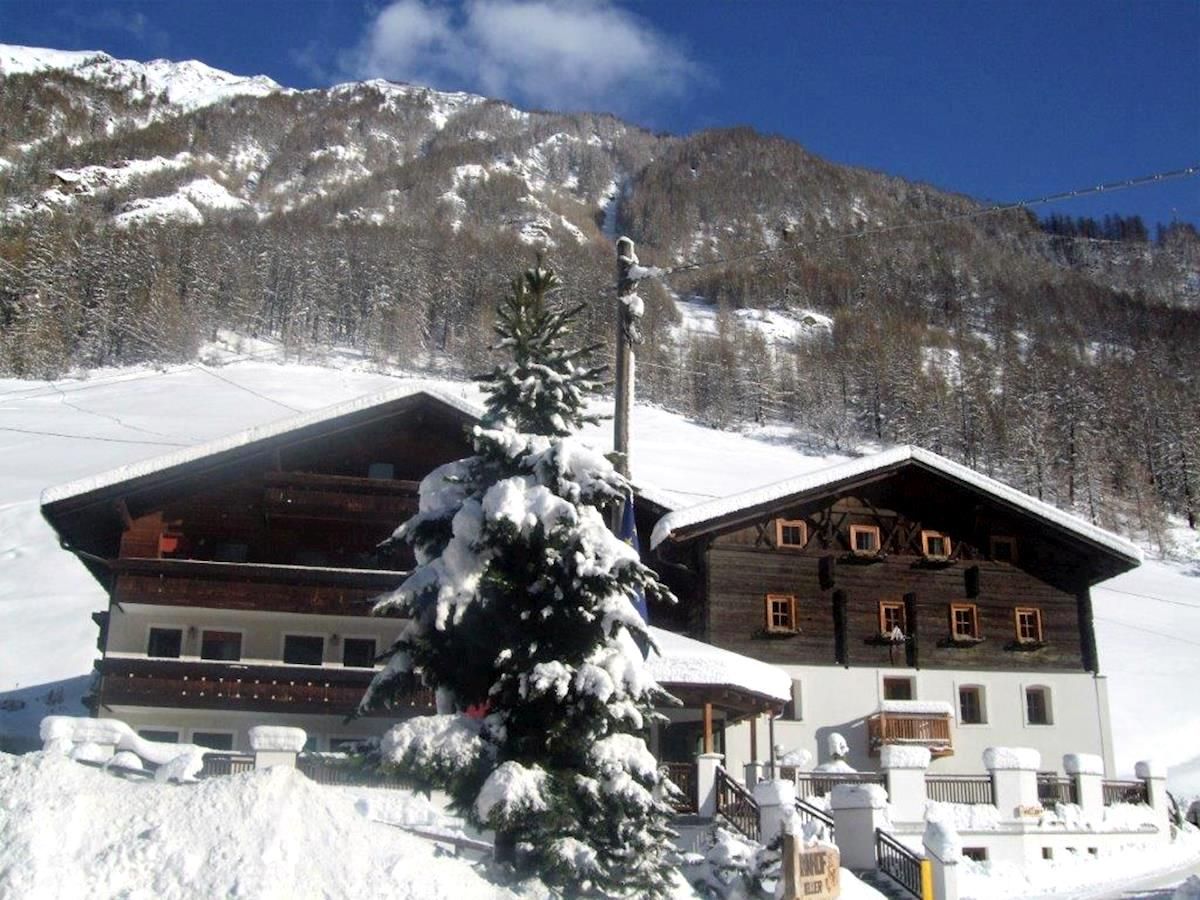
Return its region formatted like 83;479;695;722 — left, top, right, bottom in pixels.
0;751;517;900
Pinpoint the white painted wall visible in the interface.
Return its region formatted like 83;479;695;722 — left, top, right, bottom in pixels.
106;603;404;667
723;664;1115;776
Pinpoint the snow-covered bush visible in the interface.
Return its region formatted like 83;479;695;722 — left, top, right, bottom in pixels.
360;261;679;896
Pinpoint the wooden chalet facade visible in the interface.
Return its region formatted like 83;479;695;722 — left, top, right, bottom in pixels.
648;447;1142;775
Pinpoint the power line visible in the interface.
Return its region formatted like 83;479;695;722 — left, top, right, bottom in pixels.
1095;616;1200;649
0;425;188;447
656;164;1200;279
1095;585;1200;611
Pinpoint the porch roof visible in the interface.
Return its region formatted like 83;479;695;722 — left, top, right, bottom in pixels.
646;626;792;712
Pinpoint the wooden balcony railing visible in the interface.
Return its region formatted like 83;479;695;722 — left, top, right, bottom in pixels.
98;658;433;716
867;711;953;758
263;471;419;523
784;769;886;800
663;762;697;813
1102;779;1149;806
1037;772;1078;806
715;767;760;841
111;558;406;617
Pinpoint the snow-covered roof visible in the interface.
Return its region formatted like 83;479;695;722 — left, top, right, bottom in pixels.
649;445;1143;564
41;384;483;506
646;626;792;703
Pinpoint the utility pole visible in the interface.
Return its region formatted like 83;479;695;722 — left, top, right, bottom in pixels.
614;236;637;479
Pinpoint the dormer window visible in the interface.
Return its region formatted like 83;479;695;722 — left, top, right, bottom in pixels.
921;530;951;559
990;536;1017;563
775;519;807;549
850;524;881;555
765;594;798;634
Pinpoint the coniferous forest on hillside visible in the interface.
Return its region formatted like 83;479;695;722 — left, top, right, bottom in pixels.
1;59;1197;547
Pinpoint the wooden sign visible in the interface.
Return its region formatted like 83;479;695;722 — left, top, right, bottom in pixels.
783;833;840;899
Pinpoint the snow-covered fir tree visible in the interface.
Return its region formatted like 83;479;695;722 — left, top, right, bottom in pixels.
360;261;680;896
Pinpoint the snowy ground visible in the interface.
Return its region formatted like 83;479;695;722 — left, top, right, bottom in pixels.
0;352;1197;787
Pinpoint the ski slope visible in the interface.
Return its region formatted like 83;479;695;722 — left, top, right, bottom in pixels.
0;353;1197;784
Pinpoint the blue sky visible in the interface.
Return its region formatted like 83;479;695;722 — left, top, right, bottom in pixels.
2;0;1197;226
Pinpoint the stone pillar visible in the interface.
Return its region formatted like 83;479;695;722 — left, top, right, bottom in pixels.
830;783;889;870
696;752;724;818
984;747;1040;818
1065;752;1104;815
1136;760;1169;831
248;725;306;769
923;814;961;900
882;745;931;824
754;779;796;843
744;761;765;787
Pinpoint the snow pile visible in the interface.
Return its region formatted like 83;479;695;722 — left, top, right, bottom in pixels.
0;751;516;900
645;626;792;702
925;800;1002;831
247;725;306;753
1037;801;1159;832
881;745;932;769
956;831;1200;900
983;746;1041;771
40;715;205;771
923;811;962;862
1175;875;1200;899
831;783;888;809
1064;752;1105;775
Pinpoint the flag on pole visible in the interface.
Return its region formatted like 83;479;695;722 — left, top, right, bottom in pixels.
619;491;650;622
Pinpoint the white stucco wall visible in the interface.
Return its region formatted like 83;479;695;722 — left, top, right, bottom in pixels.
105;603;404;667
723;664;1115;776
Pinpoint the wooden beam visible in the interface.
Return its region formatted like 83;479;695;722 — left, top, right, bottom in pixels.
749;715;758;763
703;702;713;754
113;497;133;529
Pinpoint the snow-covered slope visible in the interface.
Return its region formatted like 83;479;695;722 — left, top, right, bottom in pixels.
0;357;1197;783
0;43;280;111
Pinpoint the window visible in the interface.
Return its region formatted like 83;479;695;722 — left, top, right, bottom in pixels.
765;594;798;634
283;634;324;666
962;848;989;862
192;732;234;751
213;541;248;563
200;630;242;661
1014;607;1043;644
878;600;907;636
990;536;1017;563
787;680;803;721
775;518;807;549
950;603;980;640
329;737;365;753
146;627;182;659
921;530;952;559
959;685;986;724
883;677;914;701
367;462;395;480
137;729;179;744
850;524;881;555
342;638;377;668
1026;686;1052;725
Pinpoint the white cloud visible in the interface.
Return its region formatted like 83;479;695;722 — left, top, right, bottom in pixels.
345;0;702;113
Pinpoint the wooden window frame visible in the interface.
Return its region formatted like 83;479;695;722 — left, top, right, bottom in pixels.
190;729;236;751
958;684;986;725
882;676;915;701
1014;607;1043;644
775;518;808;549
921;529;952;560
849;524;881;555
764;594;799;634
949;603;980;640
990;535;1018;563
878;600;907;637
1025;685;1052;725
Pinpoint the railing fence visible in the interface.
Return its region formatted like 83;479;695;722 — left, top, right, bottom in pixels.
925;774;995;805
663;762;697;814
1037;772;1078;806
715;767;760;842
874;828;925;900
1102;779;1149;806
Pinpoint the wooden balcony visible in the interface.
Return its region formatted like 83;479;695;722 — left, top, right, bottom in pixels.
111;557;406;617
263;471;419;523
98;658;434;716
867;710;954;758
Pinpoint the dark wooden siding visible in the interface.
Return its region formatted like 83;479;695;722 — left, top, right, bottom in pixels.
704;545;1085;672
